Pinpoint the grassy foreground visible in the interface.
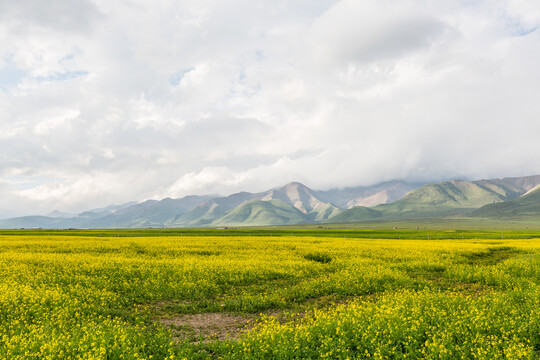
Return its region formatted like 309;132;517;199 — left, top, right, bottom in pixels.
1;232;540;359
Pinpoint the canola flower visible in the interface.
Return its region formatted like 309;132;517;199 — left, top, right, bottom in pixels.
0;234;538;359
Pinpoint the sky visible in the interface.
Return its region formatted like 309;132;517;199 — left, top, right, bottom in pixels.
1;0;540;218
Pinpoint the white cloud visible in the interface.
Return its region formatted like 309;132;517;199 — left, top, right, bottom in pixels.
33;109;80;135
505;0;540;31
1;0;540;217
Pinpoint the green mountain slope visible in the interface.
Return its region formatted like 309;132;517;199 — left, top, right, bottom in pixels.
327;176;540;223
171;192;256;226
174;182;343;227
307;203;343;222
212;199;307;226
325;206;382;223
259;182;342;219
170;202;225;226
3;176;540;229
372;180;513;218
473;186;540;217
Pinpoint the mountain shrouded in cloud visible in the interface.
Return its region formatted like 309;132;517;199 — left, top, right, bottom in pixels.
0;180;414;228
2;175;540;228
1;0;540;218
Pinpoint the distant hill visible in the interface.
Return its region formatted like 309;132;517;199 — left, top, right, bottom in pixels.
473;186;540;217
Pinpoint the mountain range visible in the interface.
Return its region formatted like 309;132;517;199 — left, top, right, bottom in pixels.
2;175;540;229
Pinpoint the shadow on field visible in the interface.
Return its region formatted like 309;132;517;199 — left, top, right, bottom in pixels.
460;246;524;266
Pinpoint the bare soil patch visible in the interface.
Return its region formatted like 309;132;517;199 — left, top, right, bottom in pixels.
158;312;256;343
452;282;489;298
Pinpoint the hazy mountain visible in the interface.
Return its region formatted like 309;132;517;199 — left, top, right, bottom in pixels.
318;181;420;208
84;195;215;228
47;210;76;218
473;185;540;217
0;195;214;229
488;175;540;193
2;175;540;229
83;201;138;215
0;216;78;229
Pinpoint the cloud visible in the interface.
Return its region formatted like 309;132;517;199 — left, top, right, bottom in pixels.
308;0;451;66
0;56;27;90
0;0;103;33
1;0;540;217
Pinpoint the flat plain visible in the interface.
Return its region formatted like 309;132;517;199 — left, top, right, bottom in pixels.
1;228;539;359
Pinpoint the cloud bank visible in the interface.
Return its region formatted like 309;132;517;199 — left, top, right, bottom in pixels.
1;0;540;217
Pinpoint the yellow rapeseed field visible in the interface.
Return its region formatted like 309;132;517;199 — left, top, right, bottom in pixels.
0;234;539;359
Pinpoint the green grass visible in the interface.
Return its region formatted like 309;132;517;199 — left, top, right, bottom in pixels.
303;252;333;264
3;217;540;240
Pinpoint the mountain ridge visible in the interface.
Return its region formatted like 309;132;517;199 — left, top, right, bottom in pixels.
473;186;540;217
331;175;540;222
2;175;540;228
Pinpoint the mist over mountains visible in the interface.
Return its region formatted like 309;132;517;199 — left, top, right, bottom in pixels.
0;181;418;228
2;175;540;229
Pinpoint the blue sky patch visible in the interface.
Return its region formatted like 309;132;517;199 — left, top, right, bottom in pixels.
515;26;538;37
0;57;27;91
36;71;89;82
169;67;194;86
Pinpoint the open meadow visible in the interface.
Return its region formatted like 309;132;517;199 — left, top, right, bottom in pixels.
1;229;540;359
